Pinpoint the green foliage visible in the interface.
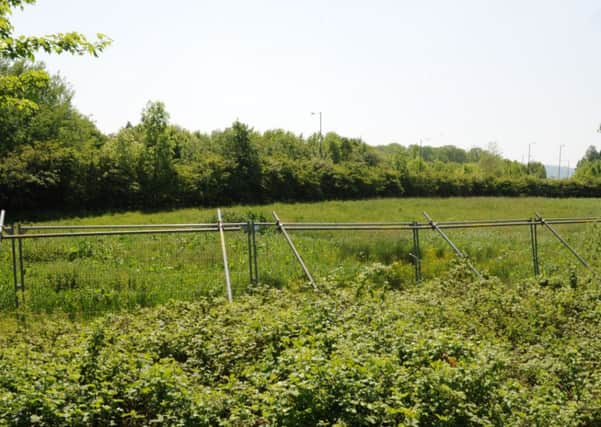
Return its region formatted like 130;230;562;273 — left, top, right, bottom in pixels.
0;1;109;156
216;120;262;203
0;0;111;61
1;268;600;425
0;198;599;423
0;60;105;155
139;101;176;203
1;62;600;212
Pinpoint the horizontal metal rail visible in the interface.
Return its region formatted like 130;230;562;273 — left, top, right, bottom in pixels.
2;227;243;240
282;222;538;230
231;218;601;227
272;217;601;231
281;222;415;226
433;218;531;224
544;216;601;221
284;225;419;230
541;218;601;225
1;217;600;240
21;222;247;231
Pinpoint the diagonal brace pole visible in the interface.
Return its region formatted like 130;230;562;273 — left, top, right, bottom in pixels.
536;212;596;274
217;209;233;303
272;211;317;290
423;212;483;279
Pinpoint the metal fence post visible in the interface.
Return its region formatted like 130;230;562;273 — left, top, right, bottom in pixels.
251;220;259;284
529;219;540;276
246;221;254;285
411;221;422;283
246;220;259;286
217;209;233;303
0;210;4;246
10;224;19;308
17;224;25;303
0;210;5;279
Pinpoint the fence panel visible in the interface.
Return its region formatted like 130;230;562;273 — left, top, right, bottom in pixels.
0;213;599;315
8;230;250;315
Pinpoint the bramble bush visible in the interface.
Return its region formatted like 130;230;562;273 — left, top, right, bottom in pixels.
1;264;600;426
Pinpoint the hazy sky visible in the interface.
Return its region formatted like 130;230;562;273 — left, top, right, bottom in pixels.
11;0;601;166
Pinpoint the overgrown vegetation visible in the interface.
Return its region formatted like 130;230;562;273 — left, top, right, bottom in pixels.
3;3;600;425
1;197;598;315
1;261;600;425
3;60;601;213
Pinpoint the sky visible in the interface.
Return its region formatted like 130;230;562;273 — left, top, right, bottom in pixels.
11;0;601;166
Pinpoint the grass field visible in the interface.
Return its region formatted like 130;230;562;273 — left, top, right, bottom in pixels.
1;197;600;315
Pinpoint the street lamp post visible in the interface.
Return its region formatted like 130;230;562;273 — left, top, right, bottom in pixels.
419;139;423;173
558;144;565;179
311;111;322;157
527;142;536;172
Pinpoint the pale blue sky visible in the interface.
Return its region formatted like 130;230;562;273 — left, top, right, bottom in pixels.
11;0;601;166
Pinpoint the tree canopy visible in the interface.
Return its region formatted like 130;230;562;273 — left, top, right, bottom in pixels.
4;64;596;214
0;0;111;60
0;0;110;137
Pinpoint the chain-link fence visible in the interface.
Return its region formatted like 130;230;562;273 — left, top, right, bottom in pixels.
1;209;599;316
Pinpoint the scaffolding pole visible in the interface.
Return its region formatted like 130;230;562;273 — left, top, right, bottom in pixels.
273;211;317;290
411;222;422;283
217;209;233;303
536;213;595;275
246;220;259;285
423;212;482;279
0;210;4;255
529;219;540;276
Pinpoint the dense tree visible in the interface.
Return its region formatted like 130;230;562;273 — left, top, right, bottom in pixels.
0;60;104;154
139;101;176;203
259;129;309;160
583;145;599;163
527;161;547;179
574;145;601;181
216;120;262;202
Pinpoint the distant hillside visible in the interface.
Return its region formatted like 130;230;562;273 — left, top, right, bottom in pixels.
545;165;575;179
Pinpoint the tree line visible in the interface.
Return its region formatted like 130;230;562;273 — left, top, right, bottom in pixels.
3;1;601;214
2;61;601;213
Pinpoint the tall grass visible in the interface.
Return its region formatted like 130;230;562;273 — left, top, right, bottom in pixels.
1;197;598;316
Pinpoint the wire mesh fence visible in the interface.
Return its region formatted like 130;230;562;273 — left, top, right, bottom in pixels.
0;209;599;316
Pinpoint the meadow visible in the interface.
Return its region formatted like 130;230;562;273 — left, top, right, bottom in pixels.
1;197;599;316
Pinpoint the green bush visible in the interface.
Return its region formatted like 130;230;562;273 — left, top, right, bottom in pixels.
1;267;600;425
